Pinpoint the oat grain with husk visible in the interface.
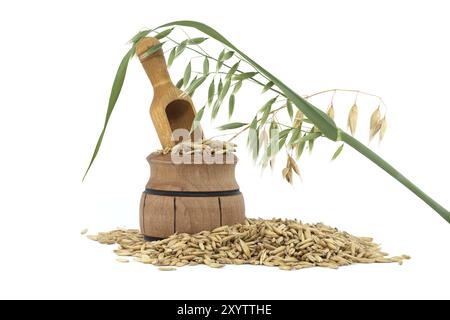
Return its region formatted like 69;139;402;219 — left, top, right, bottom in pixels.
87;219;410;271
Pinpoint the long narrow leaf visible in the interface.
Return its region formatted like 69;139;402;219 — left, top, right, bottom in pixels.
233;72;258;81
226;61;240;80
217;122;248;130
155;28;174;40
190;105;205;133
167;47;176;67
140;42;164;59
262;81;274;93
232;80;243;95
185;76;207;97
128;29;151;44
187;37;208;45
207;79;215;106
229;94;235;118
203;57;209;75
331;144;344;161
83;46;135;180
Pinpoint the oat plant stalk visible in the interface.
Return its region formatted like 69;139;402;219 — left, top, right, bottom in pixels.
84;20;450;224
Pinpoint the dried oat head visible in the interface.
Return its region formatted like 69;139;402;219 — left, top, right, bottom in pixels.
293;111;304;128
327;103;335;120
369;106;382;141
347;103;359;136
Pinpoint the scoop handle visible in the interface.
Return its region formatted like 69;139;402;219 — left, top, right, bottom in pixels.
136;37;173;89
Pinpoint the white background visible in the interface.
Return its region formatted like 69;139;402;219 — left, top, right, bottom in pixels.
1;0;449;300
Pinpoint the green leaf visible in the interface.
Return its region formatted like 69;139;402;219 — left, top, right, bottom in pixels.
288;127;301;147
183;62;191;88
308;139;315;154
217;122;248;130
232;80;243;95
226;61;240;80
212;100;221;119
128;29;151;44
247;117;260;160
218;49;225;61
190;105;205;133
203;57;209;75
212;78;231;119
228;94;235;118
269;121;280;140
175;40;187;58
274;129;290;150
187;37;208;44
249;116;258;132
233;72;258;81
286;100;294;120
175;78;184;89
260;110;270;127
216;49;226;71
185;76;207;97
208;79;215;106
154;28;174;40
295;140;306;159
83;46;135;181
261;81;274;93
223;51;234;60
331;143;344;161
167;47;176;67
299;131;321;142
248;117;258;142
259;97;277;127
217;78;223;97
279;128;291;140
140;42;164;59
254;127;260;160
259;96;277;113
218;78;231;101
278;133;289;150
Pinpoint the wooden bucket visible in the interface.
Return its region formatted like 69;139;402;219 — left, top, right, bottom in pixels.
139;153;245;240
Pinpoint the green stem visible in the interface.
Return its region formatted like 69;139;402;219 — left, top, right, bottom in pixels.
340;131;450;223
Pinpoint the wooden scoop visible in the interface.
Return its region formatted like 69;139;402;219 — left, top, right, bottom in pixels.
136;37;201;149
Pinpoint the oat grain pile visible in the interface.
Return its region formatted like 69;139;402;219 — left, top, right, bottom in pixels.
87;218;409;270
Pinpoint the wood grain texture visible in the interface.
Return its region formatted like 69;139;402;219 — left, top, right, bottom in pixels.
139;193;146;234
140;153;245;238
219;194;246;226
175;197;221;234
142;194;175;238
146;153;240;191
136;37;201;149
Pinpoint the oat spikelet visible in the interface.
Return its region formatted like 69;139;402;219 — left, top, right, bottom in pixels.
80;228;88;235
282;167;293;184
347;103;359;136
288;155;301;177
259;129;268;148
327;103;335;120
379;116;387;141
369;107;382;141
293;111;304;128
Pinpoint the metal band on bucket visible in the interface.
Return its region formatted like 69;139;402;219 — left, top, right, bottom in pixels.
144;188;241;197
